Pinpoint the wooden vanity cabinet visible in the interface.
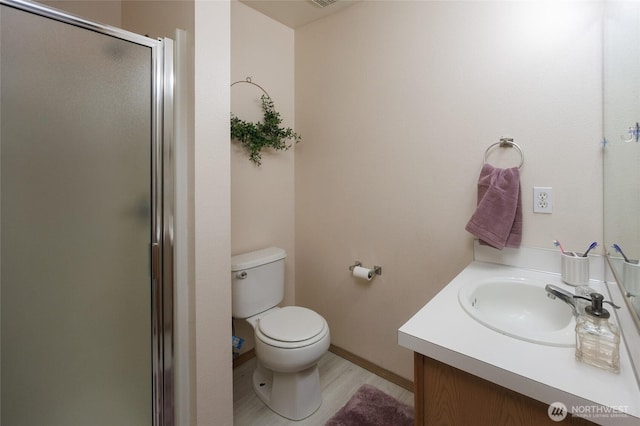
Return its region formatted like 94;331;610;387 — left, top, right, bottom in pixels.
413;353;595;425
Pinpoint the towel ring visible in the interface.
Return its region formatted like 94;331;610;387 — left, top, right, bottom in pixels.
483;138;524;169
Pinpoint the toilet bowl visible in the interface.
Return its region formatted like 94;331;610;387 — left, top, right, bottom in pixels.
247;306;330;420
251;306;330;372
231;247;331;420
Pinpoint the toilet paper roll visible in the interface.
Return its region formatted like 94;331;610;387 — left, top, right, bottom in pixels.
353;266;374;281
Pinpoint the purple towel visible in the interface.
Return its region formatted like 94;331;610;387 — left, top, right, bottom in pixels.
465;163;522;249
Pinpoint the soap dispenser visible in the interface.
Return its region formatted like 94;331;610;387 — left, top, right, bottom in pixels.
575;293;620;373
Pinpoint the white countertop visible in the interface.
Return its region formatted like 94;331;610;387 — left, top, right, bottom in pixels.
398;260;640;425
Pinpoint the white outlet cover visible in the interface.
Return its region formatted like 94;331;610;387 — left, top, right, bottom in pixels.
533;187;553;213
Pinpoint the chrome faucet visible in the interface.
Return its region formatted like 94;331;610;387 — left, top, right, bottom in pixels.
545;284;580;317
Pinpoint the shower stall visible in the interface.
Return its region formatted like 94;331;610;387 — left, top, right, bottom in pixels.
0;0;174;424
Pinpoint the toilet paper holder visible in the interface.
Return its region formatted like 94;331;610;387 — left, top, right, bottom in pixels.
348;261;382;276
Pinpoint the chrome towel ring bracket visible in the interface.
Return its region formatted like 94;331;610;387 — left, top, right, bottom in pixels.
483;137;524;169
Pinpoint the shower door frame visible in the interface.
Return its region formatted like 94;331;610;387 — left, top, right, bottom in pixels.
0;1;175;425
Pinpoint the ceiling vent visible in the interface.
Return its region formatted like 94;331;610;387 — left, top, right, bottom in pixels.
310;0;337;8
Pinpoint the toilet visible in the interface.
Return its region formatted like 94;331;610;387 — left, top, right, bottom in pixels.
231;247;330;421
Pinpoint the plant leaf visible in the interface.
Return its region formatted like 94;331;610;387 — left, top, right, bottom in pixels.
230;95;301;166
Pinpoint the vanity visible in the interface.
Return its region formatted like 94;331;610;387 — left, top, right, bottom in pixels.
398;244;640;426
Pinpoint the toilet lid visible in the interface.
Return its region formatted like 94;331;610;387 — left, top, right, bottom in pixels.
258;306;325;342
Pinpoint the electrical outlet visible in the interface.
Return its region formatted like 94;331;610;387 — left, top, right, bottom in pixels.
533;187;553;213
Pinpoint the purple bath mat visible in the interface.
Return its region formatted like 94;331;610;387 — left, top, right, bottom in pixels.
325;384;414;426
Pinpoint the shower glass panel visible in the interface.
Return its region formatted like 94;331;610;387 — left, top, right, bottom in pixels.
0;2;171;425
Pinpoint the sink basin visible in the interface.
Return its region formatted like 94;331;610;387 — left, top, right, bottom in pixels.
458;277;575;347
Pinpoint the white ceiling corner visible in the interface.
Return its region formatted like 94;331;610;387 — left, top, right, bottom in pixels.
239;0;360;29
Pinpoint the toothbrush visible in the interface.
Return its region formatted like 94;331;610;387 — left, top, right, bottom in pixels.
553;240;567;254
582;241;598;257
612;243;630;262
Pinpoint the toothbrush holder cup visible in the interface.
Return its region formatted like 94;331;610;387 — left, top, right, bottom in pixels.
623;260;640;297
561;252;589;286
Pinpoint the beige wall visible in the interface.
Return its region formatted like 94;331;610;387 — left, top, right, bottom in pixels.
194;0;232;424
122;1;193;40
230;0;295;354
295;1;603;380
40;0;121;26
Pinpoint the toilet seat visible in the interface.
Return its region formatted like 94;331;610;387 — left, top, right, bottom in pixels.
256;306;328;349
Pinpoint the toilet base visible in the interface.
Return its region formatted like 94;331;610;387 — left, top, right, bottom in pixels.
252;361;322;421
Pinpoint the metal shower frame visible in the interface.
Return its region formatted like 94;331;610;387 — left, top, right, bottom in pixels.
0;1;175;424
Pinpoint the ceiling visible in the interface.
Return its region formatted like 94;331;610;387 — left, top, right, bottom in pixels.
239;0;360;29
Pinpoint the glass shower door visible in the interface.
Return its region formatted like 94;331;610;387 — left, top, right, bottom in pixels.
0;2;172;425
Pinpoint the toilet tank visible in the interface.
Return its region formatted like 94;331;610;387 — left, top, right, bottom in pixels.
231;247;286;319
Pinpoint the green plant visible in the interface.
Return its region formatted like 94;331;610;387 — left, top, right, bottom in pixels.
230;95;301;166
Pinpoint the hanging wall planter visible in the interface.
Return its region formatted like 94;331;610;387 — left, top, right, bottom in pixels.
230;77;301;166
